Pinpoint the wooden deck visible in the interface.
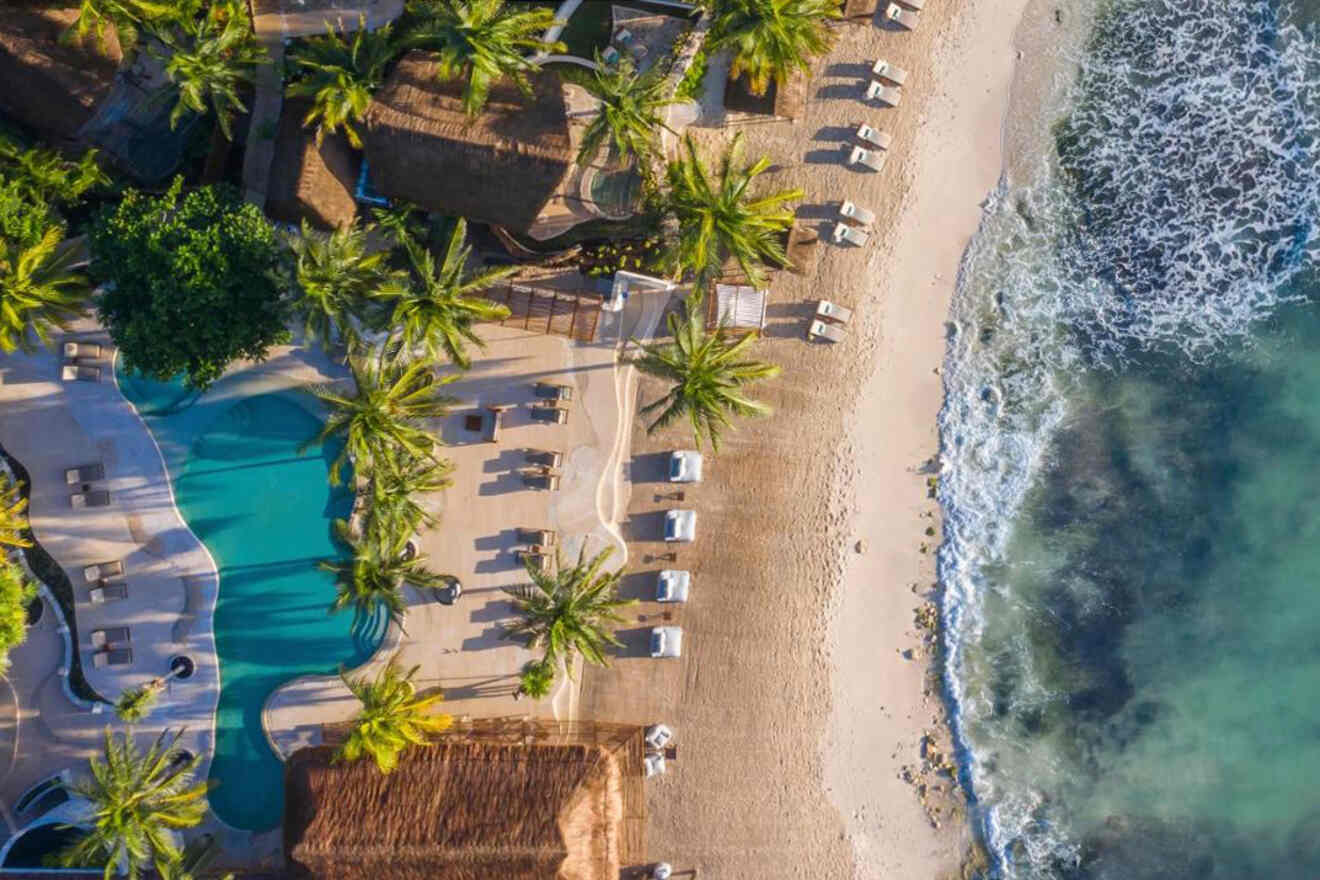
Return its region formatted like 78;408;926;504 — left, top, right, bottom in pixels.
489;283;601;342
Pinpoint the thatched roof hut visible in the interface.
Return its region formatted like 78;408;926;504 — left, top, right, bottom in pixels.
724;68;810;122
363;52;574;233
284;732;637;880
0;7;122;148
266;98;359;229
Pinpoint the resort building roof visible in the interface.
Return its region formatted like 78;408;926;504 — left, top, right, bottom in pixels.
362;52;575;235
265;98;359;229
0;7;122;149
283;719;648;880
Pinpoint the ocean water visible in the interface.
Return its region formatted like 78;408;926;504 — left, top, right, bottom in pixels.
938;0;1320;877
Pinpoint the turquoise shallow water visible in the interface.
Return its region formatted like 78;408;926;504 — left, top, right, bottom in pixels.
117;370;382;831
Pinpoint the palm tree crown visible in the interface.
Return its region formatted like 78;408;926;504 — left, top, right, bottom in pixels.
378;220;514;368
401;0;562;116
709;0;838;97
502;542;636;677
59;728;210;880
286;19;398;149
0;139;109;209
630;303;780;452
572;54;678;171
322;526;451;626
305;354;458;485
336;661;452;773
0;473;32;549
0;561;37;677
158;1;266;140
361;446;453;555
0;224;92;354
288;220;402;349
663;132;802;288
64;0;185;53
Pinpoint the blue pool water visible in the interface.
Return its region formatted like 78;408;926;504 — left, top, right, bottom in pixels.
117;368;383;831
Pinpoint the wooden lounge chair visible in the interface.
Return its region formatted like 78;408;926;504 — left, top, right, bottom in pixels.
871;59;909;86
89;581;128;604
90;626;130;648
525;449;563;468
61;363;101;382
839;201;876;227
533;381;573;402
846;145;887;173
529;404;569;424
481;407;505;443
70;489;111;508
808;320;848;343
887;3;919;28
832;222;870;247
62;342;102;360
523;472;561;491
84;560;124;583
65;463;105;485
816;301;854;326
93;647;133;668
855;123;892;151
516;527;557;547
864;80;902;107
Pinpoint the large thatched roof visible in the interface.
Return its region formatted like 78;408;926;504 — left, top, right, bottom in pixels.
0;7;122;147
363;52;574;233
284;738;627;880
724;67;810;122
266;98;359;229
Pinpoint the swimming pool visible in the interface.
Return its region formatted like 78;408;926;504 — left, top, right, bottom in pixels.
117;369;383;831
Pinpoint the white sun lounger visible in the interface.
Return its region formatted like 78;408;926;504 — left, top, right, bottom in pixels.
70;489;110;508
84;560;124;583
816;301;854;326
61;364;101;382
855;123;892;151
839;201;876;227
846;146;887;173
887;3;919;28
864;80;902;107
871;59;909;86
62;342;102;360
93;646;133;668
89;582;128;604
808;320;847;343
65;463;105;485
90;626;130;648
832;222;870;247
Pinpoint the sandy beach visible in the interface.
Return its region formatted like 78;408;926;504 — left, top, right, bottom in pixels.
579;0;1033;876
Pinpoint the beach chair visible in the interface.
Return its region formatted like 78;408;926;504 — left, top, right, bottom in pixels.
855;123;892;151
525;449;563;468
61;363;101;382
481;407;505;443
832;222;871;247
516;527;557;547
89;581;129;604
533;381;573;402
514;548;548;570
816;300;855;326
808;320;848;343
871;59;909;86
90;626;130;649
62;342;102;360
864;80;902;107
523;472;561;491
93;646;133;668
887;3;919;28
70;489;111;508
84;560;124;583
845;146;887;173
839;201;877;227
65;463;105;485
529;404;569;424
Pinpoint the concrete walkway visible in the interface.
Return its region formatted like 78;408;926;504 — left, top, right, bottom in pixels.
241;37;286;207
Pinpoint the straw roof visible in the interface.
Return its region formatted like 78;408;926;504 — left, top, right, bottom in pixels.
284;740;625;880
0;7;122;148
266;98;359;229
363;52;574;233
723;67;810;122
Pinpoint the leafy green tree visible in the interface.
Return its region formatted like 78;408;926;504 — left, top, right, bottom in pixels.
379;220;513;368
361;446;453;555
571;53;678;171
0;223;92;354
113;683;160;723
91;180;291;390
287;220;402;350
630;303;780;451
63;0;184;53
0;561;37;677
321;527;451;626
156;1;266;140
0;473;32;550
286;19;398;149
401;0;562;116
0;138;109;209
502;543;636;677
58;728;209;880
305;354;458;485
708;0;838;97
663;133;801;288
335;661;451;773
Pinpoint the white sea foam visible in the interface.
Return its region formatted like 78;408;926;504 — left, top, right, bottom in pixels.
936;0;1320;875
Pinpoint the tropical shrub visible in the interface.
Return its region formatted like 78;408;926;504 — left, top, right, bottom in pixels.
335;661;452;773
0;472;32;550
155;0;266;140
113;683;159;723
517;659;555;699
0;223;91;354
0;561;36;677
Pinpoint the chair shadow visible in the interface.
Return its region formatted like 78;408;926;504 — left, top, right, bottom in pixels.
815;83;862;101
468;598;514;624
611;626;661;659
478;471;525;496
804;147;846;165
826;61;872;78
481;448;526;474
627;451;672;484
460;625;511;652
622;511;670;543
617;571;657;603
795;202;838;221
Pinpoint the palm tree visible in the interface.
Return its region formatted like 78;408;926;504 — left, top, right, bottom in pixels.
0;138;109;209
361;446;453;554
0;473;32;550
286;19;398;149
571;53;679;171
0;224;92;354
157;1;267;140
113;684;159;723
502;543;636;677
663;133;802;288
0;561;37;676
287;220;403;350
401;0;563;116
379;221;514;368
321;527;451;626
59;728;209;880
336;661;452;773
304;354;459;485
630;303;780;452
63;0;184;53
708;0;838;97
155;836;233;880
